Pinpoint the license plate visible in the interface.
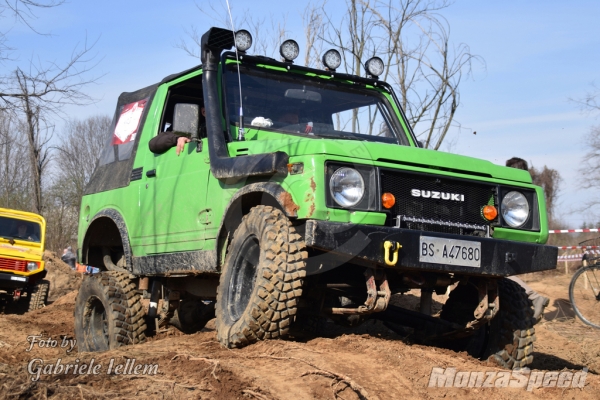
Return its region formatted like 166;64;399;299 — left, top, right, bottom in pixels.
419;236;481;268
10;276;26;282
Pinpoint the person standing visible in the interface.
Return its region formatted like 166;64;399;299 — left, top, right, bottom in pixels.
61;246;77;270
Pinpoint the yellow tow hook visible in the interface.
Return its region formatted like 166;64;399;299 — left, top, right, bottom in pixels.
383;240;401;266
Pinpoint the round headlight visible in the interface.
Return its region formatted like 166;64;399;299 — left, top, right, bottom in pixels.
330;167;365;207
27;262;38;271
280;39;299;62
365;56;384;77
234;29;253;52
322;49;341;70
501;191;530;227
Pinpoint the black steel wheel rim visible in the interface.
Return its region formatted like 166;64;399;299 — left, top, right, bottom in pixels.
228;234;260;322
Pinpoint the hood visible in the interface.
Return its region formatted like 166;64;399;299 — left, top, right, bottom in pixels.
232;136;533;184
0;241;44;260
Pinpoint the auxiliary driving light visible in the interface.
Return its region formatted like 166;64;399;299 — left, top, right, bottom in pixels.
280;39;300;62
482;205;498;221
322;49;341;71
365;56;384;77
234;29;253;52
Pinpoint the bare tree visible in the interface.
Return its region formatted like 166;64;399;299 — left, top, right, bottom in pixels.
575;85;600;216
43;114;110;252
0;0;98;217
529;164;561;226
318;0;482;149
177;1;481;150
0;111;33;209
303;2;325;67
54;115;110;205
0;1;64;35
176;3;289;61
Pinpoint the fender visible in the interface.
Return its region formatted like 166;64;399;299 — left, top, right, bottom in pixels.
215;183;300;268
83;208;134;272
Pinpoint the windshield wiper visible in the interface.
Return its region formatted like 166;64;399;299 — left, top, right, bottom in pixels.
314;132;363;141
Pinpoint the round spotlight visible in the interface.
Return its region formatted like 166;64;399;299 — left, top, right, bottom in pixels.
234;29;253;52
322;49;341;70
365;56;384;77
280;39;300;62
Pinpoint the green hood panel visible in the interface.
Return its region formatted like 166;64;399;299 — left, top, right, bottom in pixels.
229;132;532;184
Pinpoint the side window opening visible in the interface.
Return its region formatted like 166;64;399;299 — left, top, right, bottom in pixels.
159;75;204;139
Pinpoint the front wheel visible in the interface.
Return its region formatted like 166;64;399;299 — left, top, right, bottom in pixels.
74;271;146;352
215;206;307;348
27;279;50;311
569;265;600;329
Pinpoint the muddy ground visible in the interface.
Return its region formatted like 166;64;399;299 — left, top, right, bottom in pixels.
0;257;599;399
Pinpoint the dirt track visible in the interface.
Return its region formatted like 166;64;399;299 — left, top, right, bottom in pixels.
0;257;599;399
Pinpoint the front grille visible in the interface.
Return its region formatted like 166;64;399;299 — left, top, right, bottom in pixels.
0;257;27;272
380;169;497;236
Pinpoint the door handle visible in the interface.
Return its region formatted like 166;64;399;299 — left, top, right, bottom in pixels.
146;169;156;178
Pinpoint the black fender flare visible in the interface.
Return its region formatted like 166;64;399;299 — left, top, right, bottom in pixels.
215;182;299;268
82;208;134;272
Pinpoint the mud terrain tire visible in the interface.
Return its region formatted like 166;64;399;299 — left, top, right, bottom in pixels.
27;279;49;311
216;205;307;348
441;278;536;369
74;271;146;352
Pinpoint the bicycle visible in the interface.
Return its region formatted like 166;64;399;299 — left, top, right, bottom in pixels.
569;252;600;329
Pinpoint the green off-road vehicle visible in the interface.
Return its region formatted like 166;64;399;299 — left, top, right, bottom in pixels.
74;27;556;368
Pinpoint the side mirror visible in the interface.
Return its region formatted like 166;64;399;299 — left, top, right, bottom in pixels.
417;140;424;148
173;103;199;139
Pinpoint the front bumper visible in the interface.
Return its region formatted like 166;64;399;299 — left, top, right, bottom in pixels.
304;220;557;277
0;271;30;289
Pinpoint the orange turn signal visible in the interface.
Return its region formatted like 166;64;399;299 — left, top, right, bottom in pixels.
482;205;498;221
382;192;396;209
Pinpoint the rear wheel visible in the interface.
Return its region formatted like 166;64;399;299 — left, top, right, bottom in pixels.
74;271;146;352
215;206;307;348
170;297;215;334
440;278;536;369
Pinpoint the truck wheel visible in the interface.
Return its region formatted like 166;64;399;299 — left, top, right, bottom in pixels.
74;271;146;352
485;278;536;369
170;298;215;334
27;279;50;311
440;278;536;369
215;205;307;348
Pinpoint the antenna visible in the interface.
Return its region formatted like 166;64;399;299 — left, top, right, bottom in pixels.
225;0;245;141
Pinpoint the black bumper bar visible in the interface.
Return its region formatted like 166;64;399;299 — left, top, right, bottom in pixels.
0;271;29;289
304;220;557;277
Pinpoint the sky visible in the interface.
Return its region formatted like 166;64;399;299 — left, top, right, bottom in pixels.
3;0;600;228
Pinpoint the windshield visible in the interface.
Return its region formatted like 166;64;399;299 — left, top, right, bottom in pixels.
224;62;409;145
0;216;42;243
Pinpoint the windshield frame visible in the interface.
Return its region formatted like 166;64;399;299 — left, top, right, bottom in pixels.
0;216;43;244
220;52;416;146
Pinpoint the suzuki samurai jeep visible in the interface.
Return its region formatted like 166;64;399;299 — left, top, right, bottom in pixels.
0;207;49;312
74;27;557;368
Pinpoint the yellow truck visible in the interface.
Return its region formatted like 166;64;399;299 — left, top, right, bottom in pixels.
0;208;49;311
